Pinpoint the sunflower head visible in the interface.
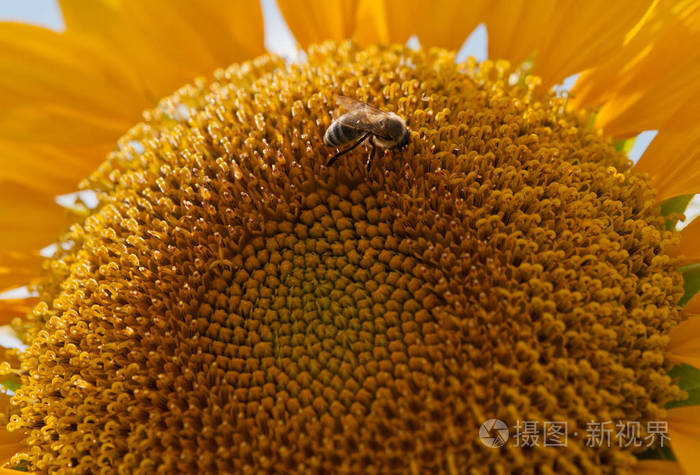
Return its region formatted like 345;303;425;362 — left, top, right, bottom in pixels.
5;41;687;473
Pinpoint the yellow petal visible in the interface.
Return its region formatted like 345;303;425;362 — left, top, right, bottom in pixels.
278;1;491;52
633;98;700;201
0;298;37;325
280;0;649;81
0;394;23;466
277;0;361;47
672;218;700;266
484;0;652;88
1;1;266;296
0;22;148;147
0;140;101;196
280;0;482;51
0;252;43;295
0;445;21;466
668;405;700;475
635;460;684;475
572;0;700;138
354;0;482;49
686;293;700;315
121;0;266;86
0;432;22;469
0;181;73;253
668;317;700;369
0;22;140;284
0;180;71;293
0;394;11;415
0;346;21;370
59;0;265;99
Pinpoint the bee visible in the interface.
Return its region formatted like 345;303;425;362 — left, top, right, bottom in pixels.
324;96;409;172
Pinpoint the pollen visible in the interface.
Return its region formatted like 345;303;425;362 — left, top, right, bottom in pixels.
11;42;685;473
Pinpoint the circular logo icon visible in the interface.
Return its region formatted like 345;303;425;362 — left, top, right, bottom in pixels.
479;419;509;448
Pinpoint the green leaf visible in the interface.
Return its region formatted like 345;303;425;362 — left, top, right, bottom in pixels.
636;365;700;460
613;138;635;153
667;364;700;408
680;263;700;306
0;378;20;392
8;461;30;472
636;445;676;461
660;194;693;231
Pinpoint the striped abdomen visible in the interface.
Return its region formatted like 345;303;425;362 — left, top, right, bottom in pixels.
324;121;366;147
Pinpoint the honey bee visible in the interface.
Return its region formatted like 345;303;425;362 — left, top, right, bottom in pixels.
324;96;409;172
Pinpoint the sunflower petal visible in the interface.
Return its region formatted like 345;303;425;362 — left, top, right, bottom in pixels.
0;182;73;254
0;140;101;197
667;405;700;475
277;0;361;47
0;184;65;293
668;317;700;369
115;0;265;88
484;0;652;88
280;0;482;51
635;460;683;475
0;445;21;467
572;0;700;138
0;298;37;326
0;469;30;475
355;0;482;49
281;0;650;81
1;1;267;296
0;22;144;294
60;0;265;98
58;0;216;109
0;437;22;468
0;253;43;295
686;292;700;316
0;394;22;465
672;218;700;266
0;22;147;147
633;99;700;201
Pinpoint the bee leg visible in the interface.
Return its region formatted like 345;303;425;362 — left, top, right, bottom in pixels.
365;138;377;172
327;132;371;167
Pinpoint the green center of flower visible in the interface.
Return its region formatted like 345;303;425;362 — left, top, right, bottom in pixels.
12;42;684;473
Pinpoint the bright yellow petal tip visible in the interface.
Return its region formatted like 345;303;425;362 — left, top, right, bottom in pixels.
668;317;700;369
635;459;684;475
572;0;700;138
634;102;700;201
668;406;700;475
672;218;700;266
485;0;653;88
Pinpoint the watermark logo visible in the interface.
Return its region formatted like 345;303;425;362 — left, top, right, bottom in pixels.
478;419;669;448
479;418;509;448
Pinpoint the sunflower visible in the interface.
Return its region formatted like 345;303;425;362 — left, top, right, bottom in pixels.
2;0;700;473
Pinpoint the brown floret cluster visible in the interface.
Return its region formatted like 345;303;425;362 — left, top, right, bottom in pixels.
11;42;684;474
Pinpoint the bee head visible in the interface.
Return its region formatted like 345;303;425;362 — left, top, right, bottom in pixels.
384;114;408;142
397;127;410;149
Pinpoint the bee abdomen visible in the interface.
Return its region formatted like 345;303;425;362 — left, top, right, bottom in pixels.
324;122;364;147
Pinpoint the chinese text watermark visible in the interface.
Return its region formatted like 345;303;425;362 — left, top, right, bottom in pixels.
478;419;669;448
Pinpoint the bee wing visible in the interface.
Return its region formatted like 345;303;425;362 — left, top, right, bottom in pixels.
336;96;367;110
337;96;386;116
335;96;390;131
